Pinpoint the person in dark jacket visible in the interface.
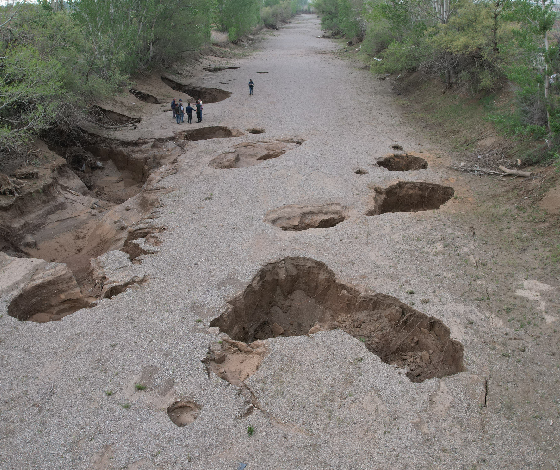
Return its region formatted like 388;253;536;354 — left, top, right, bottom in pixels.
185;102;194;124
248;79;254;95
171;98;177;118
195;99;203;123
176;100;184;124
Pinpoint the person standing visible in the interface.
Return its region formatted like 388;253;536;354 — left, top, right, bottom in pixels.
185;102;194;124
176;101;184;124
171;98;177;118
195;99;203;123
248;79;254;95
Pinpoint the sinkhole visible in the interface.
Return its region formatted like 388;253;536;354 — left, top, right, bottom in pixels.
210;257;464;383
161;76;231;103
129;89;160;104
167;400;202;427
184;126;242;142
367;182;454;215
377;154;428;172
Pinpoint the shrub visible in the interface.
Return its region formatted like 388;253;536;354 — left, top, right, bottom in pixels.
262;1;292;29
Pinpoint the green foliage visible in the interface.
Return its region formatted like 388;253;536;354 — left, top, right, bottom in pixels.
491;0;560;142
314;0;365;38
0;4;85;152
373;29;430;74
215;0;261;41
262;1;293;29
360;18;393;56
0;0;213;154
70;0;212;72
338;0;560;154
428;2;496;56
0;45;65;151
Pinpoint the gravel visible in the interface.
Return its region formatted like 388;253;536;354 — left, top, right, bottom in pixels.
0;14;555;470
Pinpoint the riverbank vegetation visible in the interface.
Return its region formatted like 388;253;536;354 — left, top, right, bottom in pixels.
0;0;309;160
314;0;560;164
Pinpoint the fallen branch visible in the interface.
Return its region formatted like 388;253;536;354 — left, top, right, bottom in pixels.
450;165;504;175
498;165;532;177
450;165;533;178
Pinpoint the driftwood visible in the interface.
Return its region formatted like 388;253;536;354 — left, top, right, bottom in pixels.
498;165;532;177
450;166;503;175
451;165;533;178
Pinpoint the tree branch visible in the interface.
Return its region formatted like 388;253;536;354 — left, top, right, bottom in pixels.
0;4;21;30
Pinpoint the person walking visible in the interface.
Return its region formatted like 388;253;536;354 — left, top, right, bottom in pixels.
171;98;177;119
185;102;194;124
248;79;254;95
195;99;203;123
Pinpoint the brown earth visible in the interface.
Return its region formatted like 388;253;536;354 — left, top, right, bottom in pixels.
366;181;455;215
209;139;302;169
0;40;263;323
203;338;268;387
167;400;202;427
264;203;348;230
0;116;180;321
377;152;428;171
211;257;464;383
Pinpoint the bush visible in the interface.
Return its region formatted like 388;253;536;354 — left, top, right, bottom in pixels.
314;0;365;39
0;0;213;156
373;31;430;74
215;0;261;41
262;1;292;29
361;20;394;57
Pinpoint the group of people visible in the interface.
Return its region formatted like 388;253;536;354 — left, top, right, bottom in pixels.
169;79;255;125
171;98;203;124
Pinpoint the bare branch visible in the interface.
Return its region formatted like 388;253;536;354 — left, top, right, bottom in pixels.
0;3;21;30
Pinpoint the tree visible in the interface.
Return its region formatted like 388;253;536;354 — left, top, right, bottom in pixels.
0;0;214;156
214;0;261;40
505;0;556;132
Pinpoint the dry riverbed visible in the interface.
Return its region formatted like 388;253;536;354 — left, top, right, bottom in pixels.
0;14;559;470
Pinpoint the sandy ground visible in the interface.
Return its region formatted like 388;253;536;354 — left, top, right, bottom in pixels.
1;15;559;470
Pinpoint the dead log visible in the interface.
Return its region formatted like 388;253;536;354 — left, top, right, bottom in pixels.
450;166;503;175
498;166;532;177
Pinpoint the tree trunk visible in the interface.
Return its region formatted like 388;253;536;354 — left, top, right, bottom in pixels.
543;0;551;133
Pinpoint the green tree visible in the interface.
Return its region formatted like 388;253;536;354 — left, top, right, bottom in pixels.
503;0;556;133
0;4;85;152
0;0;214;156
314;0;365;38
215;0;261;41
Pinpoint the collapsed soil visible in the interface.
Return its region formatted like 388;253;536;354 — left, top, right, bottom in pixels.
377;153;428;171
161;76;232;103
367;181;455;215
264;203;347;230
129;89;160;104
167;400;202;427
0;131;178;321
184;126;243;142
209;139;301;168
211;257;464;383
89;106;141;127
